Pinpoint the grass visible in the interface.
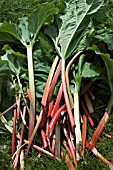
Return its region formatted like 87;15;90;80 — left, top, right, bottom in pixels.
0;0;48;23
0;79;113;170
0;116;113;170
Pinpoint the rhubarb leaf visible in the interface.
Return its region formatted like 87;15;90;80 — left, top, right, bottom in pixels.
88;45;113;93
82;62;100;78
95;30;113;51
0;60;10;102
0;3;58;47
1;45;26;76
46;0;105;59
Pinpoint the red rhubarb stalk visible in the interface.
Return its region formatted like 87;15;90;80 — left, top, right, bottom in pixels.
81;100;94;127
81;114;87;157
62;58;75;128
47;59;62;103
12;108;17;157
49;104;66;136
51;134;56;153
90;111;109;147
16;92;21;119
84;92;94;113
62;140;73;159
40;56;59;128
86;141;113;167
40;129;48;149
26;86;33;102
61;151;75;169
41;56;59;107
51;84;63;118
1;115;60;161
66;51;83;107
14;107;26;169
47;101;54;117
88;94;113;147
25;112;43;156
63;127;77;167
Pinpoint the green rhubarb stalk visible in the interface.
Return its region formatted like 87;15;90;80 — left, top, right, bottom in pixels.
55;122;60;157
74;87;82;158
66;51;84;108
27;45;35;139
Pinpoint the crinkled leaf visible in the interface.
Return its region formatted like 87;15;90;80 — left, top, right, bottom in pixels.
0;32;18;45
46;0;105;59
1;45;26;75
0;59;11;102
0;59;9;76
95;30;113;51
45;25;58;48
0;3;58;47
6;80;15;96
88;45;113;93
0;77;5;102
82;62;100;78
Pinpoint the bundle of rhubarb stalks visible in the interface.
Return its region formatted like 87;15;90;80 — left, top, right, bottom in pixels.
0;0;113;169
1;49;113;169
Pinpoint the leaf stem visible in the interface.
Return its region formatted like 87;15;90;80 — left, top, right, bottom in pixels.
62;58;75;128
66;51;83;107
74;90;82;156
27;45;35;139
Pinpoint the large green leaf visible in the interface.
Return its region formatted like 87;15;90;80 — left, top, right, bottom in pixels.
82;62;100;78
88;45;113;93
95;30;113;51
1;45;26;76
45;0;105;59
0;3;58;47
0;59;10;102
